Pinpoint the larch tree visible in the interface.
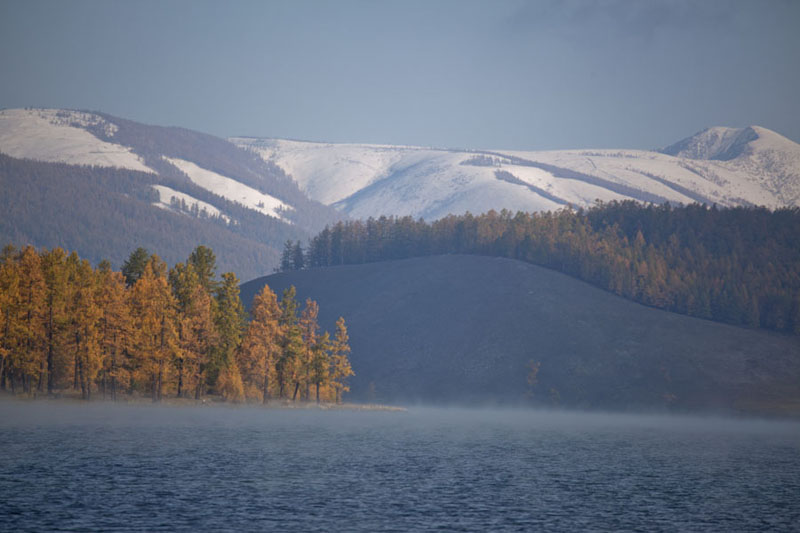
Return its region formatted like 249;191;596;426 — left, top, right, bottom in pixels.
130;257;178;401
95;260;131;401
172;264;219;400
329;317;354;404
298;298;320;400
0;246;21;390
14;246;46;394
40;247;70;394
66;256;102;400
238;283;281;403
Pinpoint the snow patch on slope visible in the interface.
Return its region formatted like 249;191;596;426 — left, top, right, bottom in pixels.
152;185;231;223
163;157;291;221
0;108;153;172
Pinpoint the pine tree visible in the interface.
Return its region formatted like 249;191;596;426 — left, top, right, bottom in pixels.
277;286;303;399
310;331;331;404
121;247;152;287
212;272;245;396
188;245;219;293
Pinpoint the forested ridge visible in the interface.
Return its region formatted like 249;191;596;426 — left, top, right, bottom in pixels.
286;202;800;334
0;244;353;404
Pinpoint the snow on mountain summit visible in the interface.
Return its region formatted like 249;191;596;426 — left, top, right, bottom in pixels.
235;127;800;221
661;126;759;161
661;126;800;205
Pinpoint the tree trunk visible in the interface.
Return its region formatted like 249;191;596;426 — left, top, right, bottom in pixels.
263;358;269;405
46;305;54;394
292;381;300;401
111;344;117;402
176;358;184;398
37;360;45;392
316;383;320;404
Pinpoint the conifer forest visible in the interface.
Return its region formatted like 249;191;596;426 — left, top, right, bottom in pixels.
287;202;800;335
0;244;353;403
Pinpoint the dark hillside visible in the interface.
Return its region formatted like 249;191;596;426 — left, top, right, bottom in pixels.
0;153;279;277
241;255;800;414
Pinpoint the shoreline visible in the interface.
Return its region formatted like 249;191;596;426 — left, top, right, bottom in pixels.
0;391;407;412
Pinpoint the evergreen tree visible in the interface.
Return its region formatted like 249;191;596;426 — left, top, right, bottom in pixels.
188;245;219;293
277;286;303;399
121;247;152;287
212;272;245;397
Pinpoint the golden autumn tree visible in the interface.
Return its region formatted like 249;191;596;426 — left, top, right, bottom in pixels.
65;255;102;400
170;262;218;399
40;247;70;394
329;317;354;404
0;245;20;391
298;298;320;400
130;256;178;401
11;246;47;394
238;283;281;403
95;260;131;401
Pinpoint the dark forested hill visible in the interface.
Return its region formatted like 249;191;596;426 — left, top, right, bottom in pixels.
0;154;284;278
241;255;800;414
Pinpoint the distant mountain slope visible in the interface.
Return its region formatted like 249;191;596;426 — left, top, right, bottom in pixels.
0;108;343;274
241;255;800;414
234;126;800;220
0;153;283;279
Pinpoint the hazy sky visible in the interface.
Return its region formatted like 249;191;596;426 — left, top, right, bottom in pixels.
1;0;798;150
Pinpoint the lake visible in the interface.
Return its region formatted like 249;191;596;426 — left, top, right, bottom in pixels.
1;401;799;531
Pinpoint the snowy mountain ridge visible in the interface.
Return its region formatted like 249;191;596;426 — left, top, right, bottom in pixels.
0;108;300;226
234;125;800;220
1;108;798;226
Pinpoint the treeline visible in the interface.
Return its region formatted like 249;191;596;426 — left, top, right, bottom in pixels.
0;244;353;403
283;202;800;334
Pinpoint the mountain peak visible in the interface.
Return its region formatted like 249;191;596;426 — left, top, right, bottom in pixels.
660;126;759;161
660;125;799;162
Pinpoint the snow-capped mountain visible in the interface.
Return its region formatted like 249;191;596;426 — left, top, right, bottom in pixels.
661;126;800;207
234;126;800;220
0;108;341;277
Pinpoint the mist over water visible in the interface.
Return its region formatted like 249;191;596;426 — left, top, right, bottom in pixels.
2;402;799;531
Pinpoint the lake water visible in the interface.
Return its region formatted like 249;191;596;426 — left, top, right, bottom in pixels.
1;402;799;532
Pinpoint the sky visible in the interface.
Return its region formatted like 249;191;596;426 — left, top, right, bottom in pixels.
1;0;798;150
